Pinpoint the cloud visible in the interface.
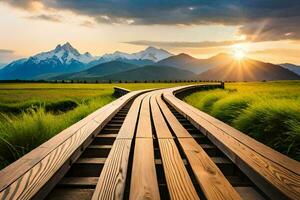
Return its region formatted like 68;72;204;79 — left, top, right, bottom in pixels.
27;14;61;22
80;20;95;28
239;17;300;41
124;40;240;48
0;49;14;54
3;0;300;41
3;0;43;10
249;48;300;58
0;49;17;63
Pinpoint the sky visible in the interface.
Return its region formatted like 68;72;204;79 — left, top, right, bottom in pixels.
0;0;300;65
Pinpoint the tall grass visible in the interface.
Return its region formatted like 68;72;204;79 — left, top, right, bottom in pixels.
184;81;300;161
0;95;114;169
233;100;300;160
0;82;190;169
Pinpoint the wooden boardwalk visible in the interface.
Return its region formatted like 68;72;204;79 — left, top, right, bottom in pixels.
0;84;299;200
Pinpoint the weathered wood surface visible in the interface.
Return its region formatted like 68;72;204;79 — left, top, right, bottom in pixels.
91;139;132;200
0;89;147;200
156;91;242;200
163;85;300;200
130;93;160;199
158;139;200;200
135;94;152;138
130;138;160;200
151;93;200;200
92;92;149;200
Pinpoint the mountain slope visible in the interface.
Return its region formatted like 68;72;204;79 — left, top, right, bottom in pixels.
99;65;197;81
100;46;173;62
0;63;7;69
0;42;95;80
280;63;300;75
156;53;233;74
198;58;300;81
52;61;139;80
87;57;154;68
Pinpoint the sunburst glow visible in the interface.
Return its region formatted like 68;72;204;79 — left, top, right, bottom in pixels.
233;50;245;60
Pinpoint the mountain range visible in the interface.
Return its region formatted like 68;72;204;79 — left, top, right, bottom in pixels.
0;42;299;81
156;53;233;74
198;59;300;81
279;63;300;75
0;43;171;80
0;43;94;80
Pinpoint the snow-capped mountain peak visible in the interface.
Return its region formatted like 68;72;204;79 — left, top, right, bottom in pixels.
54;42;80;56
30;42;94;65
0;44;173;80
100;46;173;62
133;46;173;61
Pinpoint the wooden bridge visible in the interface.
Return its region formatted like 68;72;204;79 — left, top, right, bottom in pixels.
0;84;299;200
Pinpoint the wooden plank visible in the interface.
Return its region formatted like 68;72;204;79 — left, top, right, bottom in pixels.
136;94;152;138
58;177;98;187
158;139;199;200
150;94;173;139
178;138;241;200
91;139;132;200
116;93;147;139
156;91;241;199
164;87;300;174
0;120;100;200
47;188;94;200
129;138;160;200
163;87;300;199
155;93;192;138
150;92;199;200
0;90;145;200
76;158;106;164
92;92;149;200
235;187;265;200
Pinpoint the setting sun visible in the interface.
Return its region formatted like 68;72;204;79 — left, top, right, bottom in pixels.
233;49;246;60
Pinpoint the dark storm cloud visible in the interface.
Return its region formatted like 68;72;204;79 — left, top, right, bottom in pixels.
239;17;300;41
124;40;240;48
3;0;300;41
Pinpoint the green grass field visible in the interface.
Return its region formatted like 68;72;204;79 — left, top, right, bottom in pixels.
183;81;300;161
0;82;189;169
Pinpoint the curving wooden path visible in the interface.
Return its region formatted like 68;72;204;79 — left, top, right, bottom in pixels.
0;84;299;200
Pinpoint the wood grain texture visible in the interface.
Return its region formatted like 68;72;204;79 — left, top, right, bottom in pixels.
163;88;300;200
151;91;199;199
92;139;132;200
136;94;153;138
0;90;147;200
0;120;100;200
158;139;199;200
178;138;242;200
129;138;160;200
2;84;299;200
155;92;191;138
92;92;149;200
150;94;173;139
116;93;148;139
156;91;241;199
168;89;300;175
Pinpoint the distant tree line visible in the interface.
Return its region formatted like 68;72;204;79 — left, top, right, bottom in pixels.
0;79;241;84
